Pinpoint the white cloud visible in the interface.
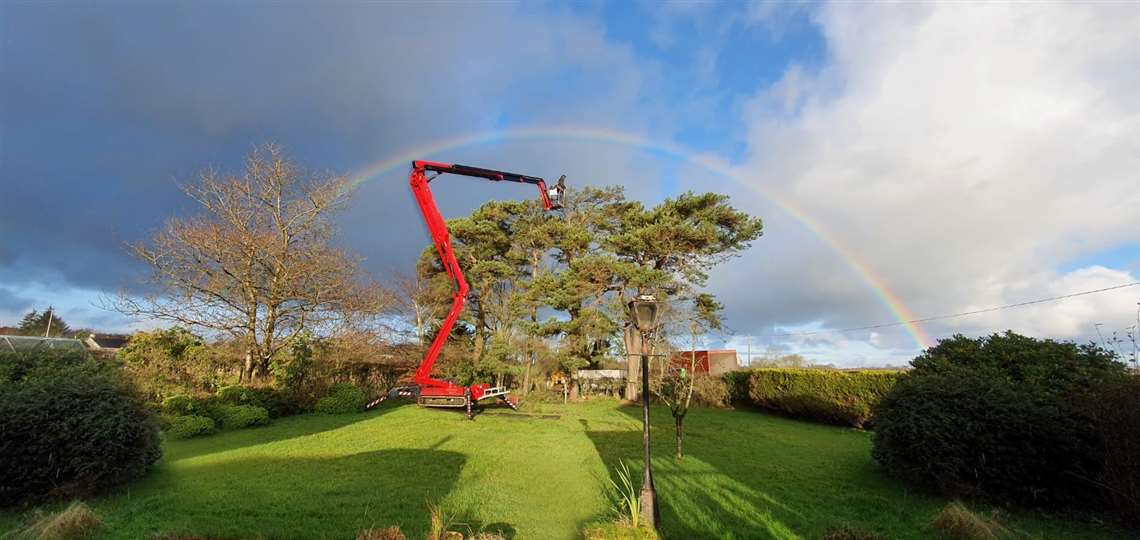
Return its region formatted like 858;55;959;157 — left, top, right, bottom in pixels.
706;2;1140;358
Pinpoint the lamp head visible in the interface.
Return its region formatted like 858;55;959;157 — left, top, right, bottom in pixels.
629;294;660;331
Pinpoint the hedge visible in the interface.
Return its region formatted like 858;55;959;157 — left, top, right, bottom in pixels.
166;415;216;439
1;350;161;506
315;383;369;414
729;368;901;428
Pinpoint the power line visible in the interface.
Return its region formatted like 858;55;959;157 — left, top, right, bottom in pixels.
768;281;1140;339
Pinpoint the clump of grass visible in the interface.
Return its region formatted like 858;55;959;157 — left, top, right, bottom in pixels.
356;525;407;540
425;501;463;540
608;460;641;529
821;525;886;540
14;502;103;540
930;502;1009;540
581;522;659;540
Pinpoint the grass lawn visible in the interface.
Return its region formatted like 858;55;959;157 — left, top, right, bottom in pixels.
2;400;1127;539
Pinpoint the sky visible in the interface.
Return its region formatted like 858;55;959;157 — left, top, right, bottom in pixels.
2;1;1138;367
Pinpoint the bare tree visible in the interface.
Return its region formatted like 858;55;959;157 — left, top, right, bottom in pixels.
115;145;388;382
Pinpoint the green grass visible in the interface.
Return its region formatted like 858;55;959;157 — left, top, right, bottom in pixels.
2;400;1127;539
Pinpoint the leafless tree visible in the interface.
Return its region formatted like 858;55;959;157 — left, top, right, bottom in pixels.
114;145;389;382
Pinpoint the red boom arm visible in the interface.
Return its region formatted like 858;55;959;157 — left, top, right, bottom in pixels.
409;160;564;392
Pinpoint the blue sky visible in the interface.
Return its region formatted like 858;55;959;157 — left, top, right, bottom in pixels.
2;2;1138;366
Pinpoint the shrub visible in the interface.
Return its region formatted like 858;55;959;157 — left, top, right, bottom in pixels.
722;370;750;405
215;384;249;404
741;368;900;427
214;404;270;430
1079;377;1140;526
166;415;216;439
0;350;161;507
240;386;305;418
691;374;730;408
315;383;369;414
872;332;1126;509
929;502;1008;540
161;394;193;415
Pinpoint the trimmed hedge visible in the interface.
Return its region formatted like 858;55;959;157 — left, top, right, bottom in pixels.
167;415;216;439
161;394;193;415
315;383;369;414
215;385;303;418
730;368;901;428
215;404;270;430
1;350;161;507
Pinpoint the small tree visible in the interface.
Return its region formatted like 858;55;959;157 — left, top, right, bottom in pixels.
651;295;722;459
114;145;389;382
17;307;71;337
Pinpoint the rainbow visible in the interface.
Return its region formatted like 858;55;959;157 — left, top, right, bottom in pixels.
348;126;933;349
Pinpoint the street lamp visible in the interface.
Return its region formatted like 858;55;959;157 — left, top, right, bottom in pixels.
629;294;660;529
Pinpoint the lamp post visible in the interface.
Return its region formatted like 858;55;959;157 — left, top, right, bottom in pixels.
629;294;660;529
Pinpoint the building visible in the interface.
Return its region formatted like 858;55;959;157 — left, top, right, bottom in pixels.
83;333;131;355
668;349;740;376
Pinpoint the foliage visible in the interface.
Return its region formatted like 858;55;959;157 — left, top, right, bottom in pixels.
872;332;1127;509
160;395;194;415
166;415;216;439
722;370;751;405
117;327;226;400
16;307;71;338
12;501;103;540
214;404;270;430
607;460;641;529
739;368;901;427
690;374;730;408
114;145;389;382
315;383;369;414
929;502;1009;540
240;386;305;418
0;349;161;507
1078;376;1140;526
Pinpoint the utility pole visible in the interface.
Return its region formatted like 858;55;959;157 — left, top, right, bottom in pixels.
746;335;751;368
44;307;53;338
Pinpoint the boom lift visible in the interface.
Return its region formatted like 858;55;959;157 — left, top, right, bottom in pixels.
371;161;566;419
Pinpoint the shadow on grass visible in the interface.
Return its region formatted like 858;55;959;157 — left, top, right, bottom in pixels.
584;428;803;539
110;448;470;539
165;403;409;461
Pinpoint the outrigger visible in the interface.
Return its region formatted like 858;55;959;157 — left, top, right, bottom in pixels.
367;161;566;419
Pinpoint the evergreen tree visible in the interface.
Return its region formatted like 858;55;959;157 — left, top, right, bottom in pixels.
17;307;71;337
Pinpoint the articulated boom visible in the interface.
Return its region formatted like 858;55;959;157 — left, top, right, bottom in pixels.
385;160;565;418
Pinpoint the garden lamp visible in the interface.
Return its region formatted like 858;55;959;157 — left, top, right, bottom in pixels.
629;293;660;529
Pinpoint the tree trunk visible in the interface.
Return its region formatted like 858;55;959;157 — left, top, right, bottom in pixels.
675;413;686;459
242;352;254;383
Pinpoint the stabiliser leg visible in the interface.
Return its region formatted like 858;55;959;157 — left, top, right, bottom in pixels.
465;388;474;420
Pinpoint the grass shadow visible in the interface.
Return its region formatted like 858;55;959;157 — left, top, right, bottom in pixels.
99;448;466;539
584;427;802;539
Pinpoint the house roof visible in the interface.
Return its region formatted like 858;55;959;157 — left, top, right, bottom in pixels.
85;333;131;350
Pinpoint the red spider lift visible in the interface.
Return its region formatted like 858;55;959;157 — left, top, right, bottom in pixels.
368;161;566;419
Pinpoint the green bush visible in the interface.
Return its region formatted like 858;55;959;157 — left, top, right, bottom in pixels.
1079;377;1140;526
872;332;1126;509
736;368;900;427
315;383;369;414
166;415;216;439
722;370;750;405
161;394;193;415
0;350;161;507
214;404;270;430
215;384;249;404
